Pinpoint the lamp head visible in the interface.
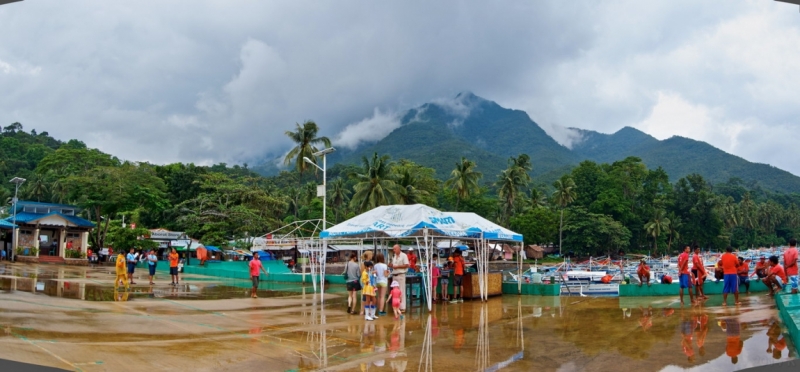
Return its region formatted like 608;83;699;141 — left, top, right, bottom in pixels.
10;177;26;185
312;147;336;157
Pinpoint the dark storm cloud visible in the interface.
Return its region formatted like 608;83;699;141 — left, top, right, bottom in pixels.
0;1;798;175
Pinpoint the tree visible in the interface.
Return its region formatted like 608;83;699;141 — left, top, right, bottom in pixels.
444;157;482;211
496;154;532;225
562;207;631;257
552;175;577;255
283;121;331;177
23;173;48;202
510;207;558;247
328;177;351;223
349;153;400;213
644;209;670;255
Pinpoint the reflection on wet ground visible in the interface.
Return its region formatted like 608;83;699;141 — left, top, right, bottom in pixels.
0;262;796;371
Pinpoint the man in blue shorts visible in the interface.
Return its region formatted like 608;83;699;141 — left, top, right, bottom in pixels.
719;246;740;306
677;245;694;305
126;248;138;285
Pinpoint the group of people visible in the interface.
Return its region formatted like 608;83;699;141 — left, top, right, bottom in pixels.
636;239;799;306
342;244;468;322
114;247;181;289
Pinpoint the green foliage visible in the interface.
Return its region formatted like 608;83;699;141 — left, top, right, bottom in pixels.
562;207;631;256
510;207;558;246
283;121;332;177
107;225;160;251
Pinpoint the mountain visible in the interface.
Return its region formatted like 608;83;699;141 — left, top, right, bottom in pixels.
255;93;800;194
574;127;800;193
335;92;578;181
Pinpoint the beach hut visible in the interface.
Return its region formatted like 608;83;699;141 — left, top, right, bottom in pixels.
525;245;544;259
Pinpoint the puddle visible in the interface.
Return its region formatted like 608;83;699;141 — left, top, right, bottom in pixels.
0;262;796;371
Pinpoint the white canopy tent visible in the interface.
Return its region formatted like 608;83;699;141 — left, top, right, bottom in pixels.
317;204;524;310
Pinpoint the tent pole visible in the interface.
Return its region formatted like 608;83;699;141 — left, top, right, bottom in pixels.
518;242;522;295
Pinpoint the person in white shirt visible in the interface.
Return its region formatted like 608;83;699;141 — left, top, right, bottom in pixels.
374;253;390;315
388;244;409;312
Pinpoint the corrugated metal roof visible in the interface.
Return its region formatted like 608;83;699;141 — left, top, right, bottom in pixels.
0;219;17;229
4;212;94;228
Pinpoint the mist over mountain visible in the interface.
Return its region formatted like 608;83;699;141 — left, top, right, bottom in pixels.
254;93;800;193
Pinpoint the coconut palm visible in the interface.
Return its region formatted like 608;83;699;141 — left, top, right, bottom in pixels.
552;175;577;256
349;153;400;213
396;168;429;205
444;157;482;211
24;173;49;202
328;177;351;222
529;188;547;209
283;121;332;177
496;155;532;224
666;213;682;253
644;209;670;255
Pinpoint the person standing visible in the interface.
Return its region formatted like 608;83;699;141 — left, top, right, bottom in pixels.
249;252;269;298
719;246;740;306
361;261;377;320
450;250;465;303
147;249;158;285
388;244;409;312
431;254;441;302
783;238;798;295
678;245;694;305
126;248;138;285
169;248;180;286
374;253;390;316
115;251;129;289
692;245;707;299
345;253;362;314
637;259;650;287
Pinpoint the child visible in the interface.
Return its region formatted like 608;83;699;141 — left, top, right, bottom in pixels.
441;257;452;302
361;261;377;321
431;254;441;302
389;281;403;320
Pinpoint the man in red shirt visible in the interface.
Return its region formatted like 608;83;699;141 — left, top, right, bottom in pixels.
718;246;740;306
753;256;769;280
248;252;269;298
678;245;694;305
765;255;787;296
637;259;650;287
784;238;798;294
691;245;707;300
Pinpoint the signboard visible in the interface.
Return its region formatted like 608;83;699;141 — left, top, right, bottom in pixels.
316;185;325;197
149;230;184;240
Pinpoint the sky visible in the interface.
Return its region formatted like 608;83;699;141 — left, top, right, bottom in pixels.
1;0;799;175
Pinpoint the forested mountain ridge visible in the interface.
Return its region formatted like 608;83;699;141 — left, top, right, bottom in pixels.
298;93;800;193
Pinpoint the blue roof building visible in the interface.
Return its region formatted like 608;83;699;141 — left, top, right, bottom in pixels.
2;201;95;261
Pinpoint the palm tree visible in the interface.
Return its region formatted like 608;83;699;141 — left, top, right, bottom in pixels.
644;209;670;255
529;188;547;209
24;173;49;202
444;157;482;211
396;168;429;205
283;121;332;177
328;177;351;222
552;175;577;256
666;214;682;253
496;155;532;224
349;153;400;213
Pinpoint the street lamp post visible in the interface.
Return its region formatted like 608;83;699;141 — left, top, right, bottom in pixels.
304;147;336;230
9;177;26;261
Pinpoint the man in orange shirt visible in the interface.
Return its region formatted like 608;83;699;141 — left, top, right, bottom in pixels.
691;245;707;300
753;256;769;280
449;250;465;303
169;248;180;286
718;246;740;306
678;245;694;305
765;255;787;296
784;238;798;294
637;259;650;287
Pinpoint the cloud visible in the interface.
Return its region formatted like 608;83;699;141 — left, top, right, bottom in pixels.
334;108;402;150
539;123;584;150
0;0;799;177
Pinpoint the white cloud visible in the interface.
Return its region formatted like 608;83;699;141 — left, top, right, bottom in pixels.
0;0;799;177
334;108;402;150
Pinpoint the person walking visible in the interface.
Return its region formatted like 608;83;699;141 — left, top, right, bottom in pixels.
126;248;138;285
388;281;403;320
147;249;158;285
345;252;362;314
719;246;740;306
784;238;798;295
450;250;465;303
169;248;180;286
249;252;269;298
374;253;390;315
388;244;409;312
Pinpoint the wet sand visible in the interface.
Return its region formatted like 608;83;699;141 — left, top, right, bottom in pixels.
0;262;795;371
